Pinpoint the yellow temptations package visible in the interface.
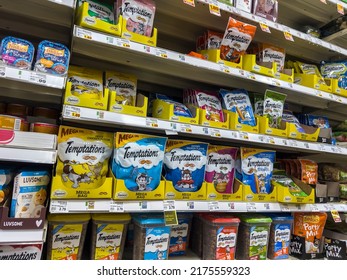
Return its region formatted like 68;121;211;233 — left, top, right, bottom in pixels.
56;126;113;189
67;65;103;100
105;71;137;106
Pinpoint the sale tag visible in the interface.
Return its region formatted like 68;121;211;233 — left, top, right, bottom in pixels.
331;210;342;223
163;200;178;226
259;23;271;33
284;31;294;41
338;3;345;15
183;0;195;7
209;3;221;16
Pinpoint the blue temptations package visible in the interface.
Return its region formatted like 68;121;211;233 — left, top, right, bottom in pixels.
241;148;275;194
219;89;256;126
0;36;34;70
163;140;208;192
34;40;70;76
156;94;193;118
321;60;347;89
113;132;167;192
282;110;305;133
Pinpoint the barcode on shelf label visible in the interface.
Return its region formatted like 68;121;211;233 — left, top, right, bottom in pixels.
187;201;195;210
0;66;6;77
337;3;345;15
29;72;47;85
109;201;124;212
50;201;68;213
106;36;114;44
156;49;168;58
209;201;219;211
139;201;148;210
64;106;81;118
77;29;92;40
181;124;192;133
85;201;95;210
210;128;221;138
304;142;310;149
183;0;195;7
96;111;104;119
228;202;235;210
146;118;158;128
282;139;288;146
259;22;271;33
246;203;257;212
283;31;294;41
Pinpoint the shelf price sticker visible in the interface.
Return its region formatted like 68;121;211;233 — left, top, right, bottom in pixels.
96;110;104;120
220;65;231;74
246;203;257;212
50;201;68;213
239;132;249;140
181;123;192;133
310;204;320;212
187;201;195;210
210;128;222;138
337;3;345;15
116;38;130;48
280;203;290;212
331;210;342;223
209;1;221;16
0;66;6;77
283;31;294;42
183;0;195;7
259;22;271;33
156;49;168;59
64;106;81;119
76;28;92;40
228;202;235;210
209;201;220;211
163;200;178;226
106;36;114;45
109;201;124;212
85;201;95;210
146;118;158;128
29;72;47;85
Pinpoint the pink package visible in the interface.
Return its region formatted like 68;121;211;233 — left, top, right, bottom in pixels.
205;145;238;194
117;0;156;37
189;90;224;122
252;0;278;22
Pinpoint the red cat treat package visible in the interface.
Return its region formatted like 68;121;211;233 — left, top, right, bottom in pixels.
220;17;257;63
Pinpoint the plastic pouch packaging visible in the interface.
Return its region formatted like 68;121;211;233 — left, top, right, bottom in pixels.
282;110;305;133
34;40;70;76
0;36;34;70
205;145;238;194
321;60;347;90
220;89;256;126
299;159;318;185
241;148;275;194
271;171;308;197
252;0;279;22
263;90;286;128
255;43;285;72
46;214;91;260
295;61;326;85
106;71;137;106
163;140;208;192
206;30;224;50
169;213;193;256
253;93;264;116
220;17;257;63
118;0;156;37
78;0;115;24
112;132;167;192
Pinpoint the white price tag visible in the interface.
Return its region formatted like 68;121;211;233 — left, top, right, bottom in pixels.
283;31;294;41
109;201;124;212
187;201;195;210
263;203;270;210
76;28;92;40
209;201;219;211
319;144;327;151
117;39;130;48
288;140;298;147
323;204;334;211
181;124;192;133
29;72;47;85
228;202;235;210
163;200;176;211
259;22;271;33
310;204;320;212
156;49;168;59
50;201;68;213
146;118;158;128
246;73;256;80
96;110;104;119
231;131;239;139
106;36;114;44
210;128;221;138
0;66;6;77
139;201;148;210
258;135;265;142
183;0;195;7
64;106;81;118
220;65;231;74
85;201;95;210
280;203;290;212
266;137;275;144
240;132;249;140
247;203;257;212
315;90;323;97
282;139;288;146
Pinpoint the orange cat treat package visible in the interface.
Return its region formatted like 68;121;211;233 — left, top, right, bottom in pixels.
220;17;257;63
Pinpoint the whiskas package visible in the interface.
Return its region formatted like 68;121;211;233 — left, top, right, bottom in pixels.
253;0;279;22
241;148;275;194
0;36;34;70
34;40;70;76
163;140;208;192
10;169;50;218
56;126;113;190
118;0;156;37
112;133;167;192
186;90;224;122
220;89;256;126
106;71;137;106
205;145;238;194
78;0;115;24
156;94;193;118
263;90;286;128
220;17;256;63
67;66;103;100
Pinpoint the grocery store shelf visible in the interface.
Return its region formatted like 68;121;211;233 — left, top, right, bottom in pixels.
62;105;347;157
0;0;75;43
0;147;57;164
0;228;46;243
72;26;347;112
155;0;347;64
0;66;65;104
49;199;347;214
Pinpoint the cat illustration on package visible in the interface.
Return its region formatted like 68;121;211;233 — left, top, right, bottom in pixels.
205;145;238;194
112;133;167;192
57;126;113;189
163;140;208;192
